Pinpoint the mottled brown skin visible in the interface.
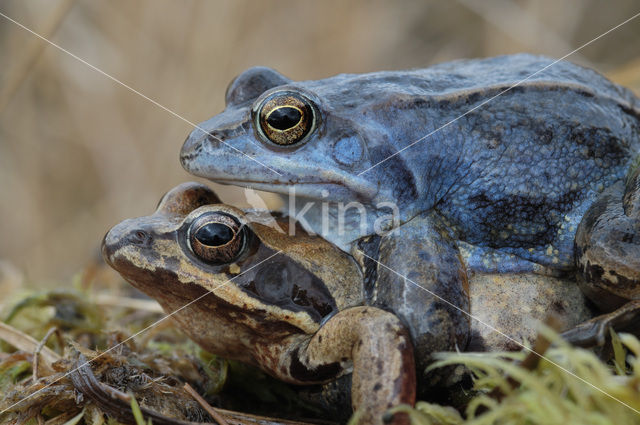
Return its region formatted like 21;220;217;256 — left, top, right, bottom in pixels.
103;182;415;425
467;273;594;351
573;162;640;343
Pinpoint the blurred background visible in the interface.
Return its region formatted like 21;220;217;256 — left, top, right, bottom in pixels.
1;0;639;289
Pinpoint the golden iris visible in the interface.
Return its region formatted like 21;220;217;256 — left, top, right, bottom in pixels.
256;92;315;146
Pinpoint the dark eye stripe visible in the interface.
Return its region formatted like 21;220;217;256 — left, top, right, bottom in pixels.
266;106;303;130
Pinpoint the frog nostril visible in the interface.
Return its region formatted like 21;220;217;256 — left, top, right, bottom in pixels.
130;230;152;245
180;131;221;171
205;133;224;148
181;131;205;158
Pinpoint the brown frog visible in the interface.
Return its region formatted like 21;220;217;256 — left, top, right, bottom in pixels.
103;182;613;424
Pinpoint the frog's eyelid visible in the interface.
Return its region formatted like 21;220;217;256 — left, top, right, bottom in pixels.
185;209;245;228
225;66;291;106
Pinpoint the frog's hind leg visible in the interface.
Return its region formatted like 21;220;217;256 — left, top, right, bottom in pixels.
623;159;640;220
576;175;640;309
573;166;640;345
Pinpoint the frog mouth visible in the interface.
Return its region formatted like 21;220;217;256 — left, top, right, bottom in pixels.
211;178;378;203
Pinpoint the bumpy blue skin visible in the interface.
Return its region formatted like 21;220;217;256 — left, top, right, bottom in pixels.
181;54;640;276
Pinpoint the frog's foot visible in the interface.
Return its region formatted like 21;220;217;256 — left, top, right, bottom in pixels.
575;178;640;311
561;299;640;347
294;306;416;425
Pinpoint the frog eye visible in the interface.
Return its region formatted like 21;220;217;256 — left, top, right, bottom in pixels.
189;213;246;264
254;92;316;146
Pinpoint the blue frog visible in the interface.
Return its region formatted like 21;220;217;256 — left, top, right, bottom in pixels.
180;54;640;370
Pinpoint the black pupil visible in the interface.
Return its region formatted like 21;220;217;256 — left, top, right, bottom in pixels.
195;223;234;246
267;107;302;130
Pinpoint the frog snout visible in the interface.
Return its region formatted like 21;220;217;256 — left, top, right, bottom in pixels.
181;130;210;170
101;230;120;268
102;221;154;267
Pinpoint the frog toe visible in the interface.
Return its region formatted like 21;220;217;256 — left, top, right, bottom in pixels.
561;299;640;347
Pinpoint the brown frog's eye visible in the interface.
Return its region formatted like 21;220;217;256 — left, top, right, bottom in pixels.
255;92;316;146
189;213;245;264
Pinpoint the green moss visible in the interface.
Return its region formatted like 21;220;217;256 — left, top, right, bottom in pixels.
406;328;640;425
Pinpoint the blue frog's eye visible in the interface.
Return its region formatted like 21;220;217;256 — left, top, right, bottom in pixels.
189;212;245;264
255;92;316;146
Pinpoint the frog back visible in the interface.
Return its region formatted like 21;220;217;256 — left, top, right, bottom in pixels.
326;54;640;269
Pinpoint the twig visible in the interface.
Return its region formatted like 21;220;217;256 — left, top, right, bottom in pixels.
183;382;230;425
93;294;163;313
33;327;61;380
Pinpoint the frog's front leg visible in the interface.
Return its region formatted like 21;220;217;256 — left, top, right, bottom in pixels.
276;306;416;425
356;213;471;380
573;166;640;344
